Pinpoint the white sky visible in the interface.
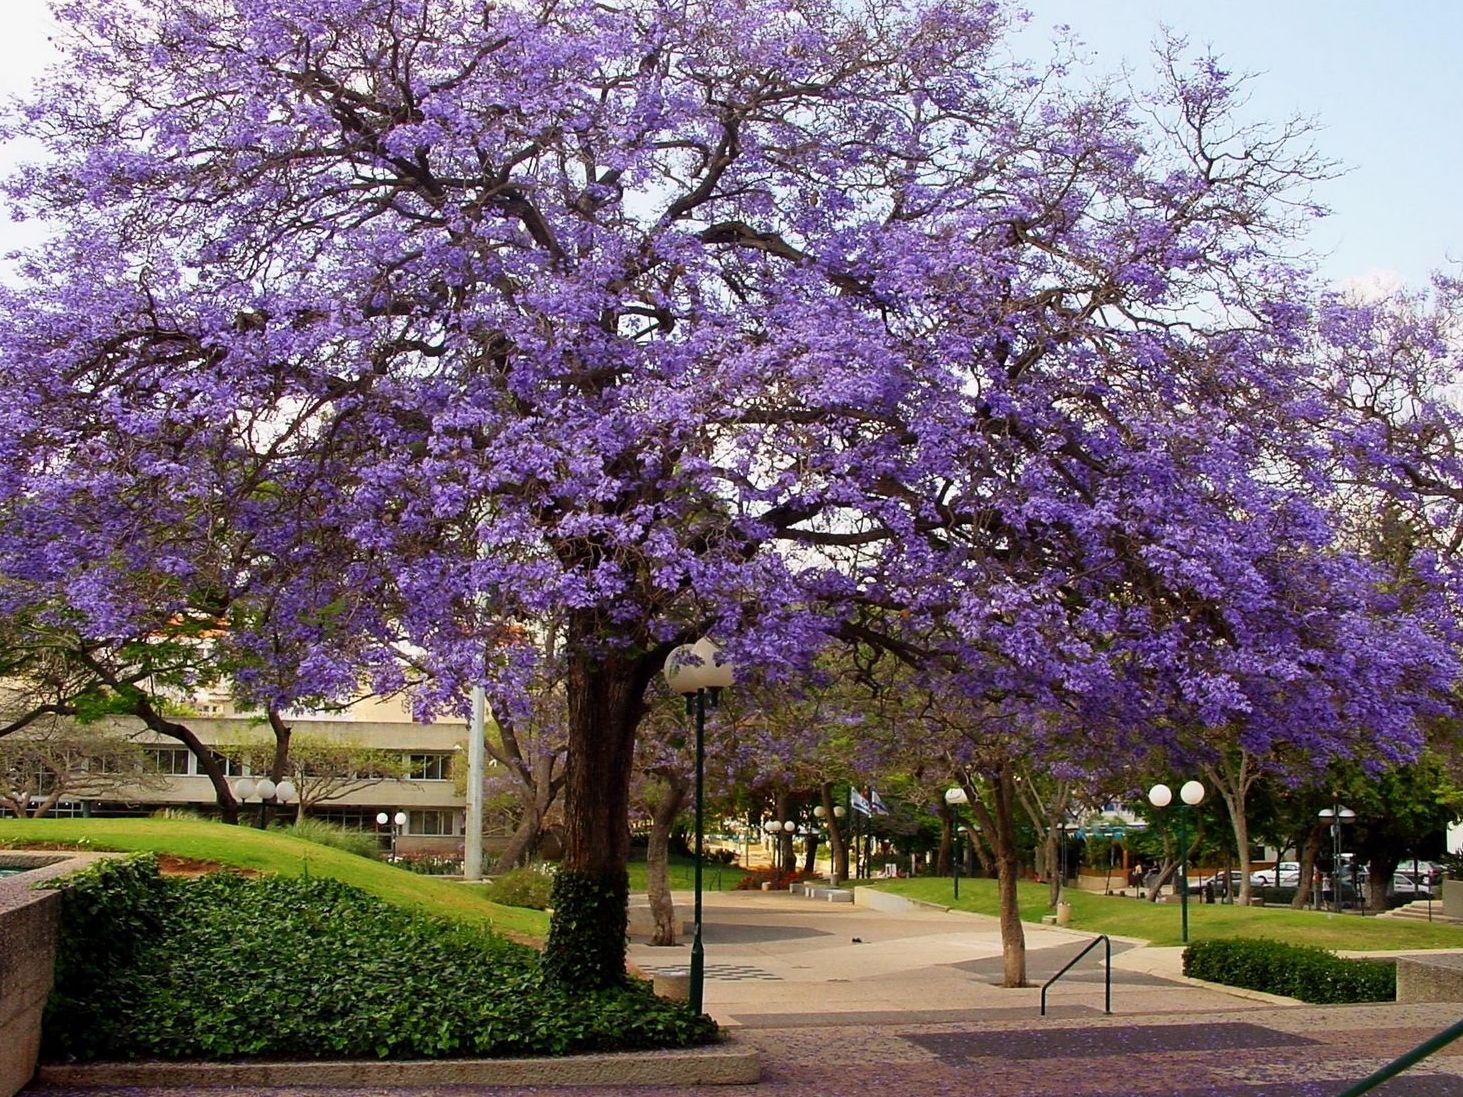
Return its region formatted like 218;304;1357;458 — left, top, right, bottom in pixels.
0;0;1457;291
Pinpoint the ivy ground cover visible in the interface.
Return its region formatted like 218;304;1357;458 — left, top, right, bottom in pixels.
44;856;715;1062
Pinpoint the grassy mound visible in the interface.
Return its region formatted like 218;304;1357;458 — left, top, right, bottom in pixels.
0;817;547;940
45;855;715;1062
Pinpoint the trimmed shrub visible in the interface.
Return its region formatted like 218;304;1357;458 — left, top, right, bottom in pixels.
43;860;716;1062
485;865;555;909
1183;937;1395;1004
274;818;382;860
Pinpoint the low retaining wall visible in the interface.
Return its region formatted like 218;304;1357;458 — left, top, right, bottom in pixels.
851;887;918;913
1395;953;1463;1003
37;1048;762;1088
1442;879;1463;922
0;852;101;1097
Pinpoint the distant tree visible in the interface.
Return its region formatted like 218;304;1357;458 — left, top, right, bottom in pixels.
217;732;408;822
0;722;162;818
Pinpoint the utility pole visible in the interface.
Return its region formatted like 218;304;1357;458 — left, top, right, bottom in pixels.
465;685;486;880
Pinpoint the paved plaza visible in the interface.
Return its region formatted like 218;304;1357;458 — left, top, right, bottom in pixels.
26;888;1463;1096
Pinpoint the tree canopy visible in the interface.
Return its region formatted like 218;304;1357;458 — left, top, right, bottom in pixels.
2;0;1458;986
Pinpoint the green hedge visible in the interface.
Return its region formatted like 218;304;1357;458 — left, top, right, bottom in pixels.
43;857;715;1062
485;866;555;909
1183;937;1395;1004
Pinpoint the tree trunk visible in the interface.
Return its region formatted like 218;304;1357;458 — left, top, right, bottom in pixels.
964;765;1027;988
820;782;845;885
1203;756;1256;905
1366;854;1400;913
542;632;650;990
1042;828;1060;908
266;707;292;782
492;755;561;873
992;765;1027;987
146;709;240;824
970;827;995;877
1293;826;1326;909
75;650;239;823
1145;859;1177;902
775;790;796;875
493;811;542;873
646;771;689;946
802;833;819;874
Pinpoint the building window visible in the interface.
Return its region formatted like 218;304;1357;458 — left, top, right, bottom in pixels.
209;751;249;777
145;747;193;775
407;810;454;836
312;807;387;831
406;753;450;781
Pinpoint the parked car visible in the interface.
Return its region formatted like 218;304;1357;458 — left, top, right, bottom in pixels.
1392;870;1439;899
1248;862;1300;888
1187;870;1246;897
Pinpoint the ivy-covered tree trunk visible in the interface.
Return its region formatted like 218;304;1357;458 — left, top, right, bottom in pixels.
542;635;649;989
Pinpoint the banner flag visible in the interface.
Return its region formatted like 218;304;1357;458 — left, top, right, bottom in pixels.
850;788;872;816
870;789;890;815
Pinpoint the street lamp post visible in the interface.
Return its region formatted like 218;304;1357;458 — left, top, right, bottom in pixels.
375;810;407;858
234;776;297;830
944;787;968;900
761;819;782;869
1148;780;1205;943
664;637;734;1017
1318;803;1357;913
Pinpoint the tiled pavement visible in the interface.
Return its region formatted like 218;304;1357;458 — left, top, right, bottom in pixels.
25;889;1463;1096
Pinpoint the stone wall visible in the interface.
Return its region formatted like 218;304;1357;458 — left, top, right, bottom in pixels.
1395;952;1463;1003
0;853;102;1097
1442;878;1463;922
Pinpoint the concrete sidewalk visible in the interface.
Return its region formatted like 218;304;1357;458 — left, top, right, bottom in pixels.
628;888;1265;1027
618;888;1463;1094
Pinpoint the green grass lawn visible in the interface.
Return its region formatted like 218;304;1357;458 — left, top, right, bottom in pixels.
625;850;752;895
0;817;549;940
871;876;1463;951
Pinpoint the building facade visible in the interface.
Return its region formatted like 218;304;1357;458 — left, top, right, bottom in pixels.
3;691;489;857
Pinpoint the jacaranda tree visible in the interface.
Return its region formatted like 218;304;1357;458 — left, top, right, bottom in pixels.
1;0;1456;989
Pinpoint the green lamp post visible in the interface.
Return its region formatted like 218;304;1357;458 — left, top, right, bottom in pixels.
664;637;734;1017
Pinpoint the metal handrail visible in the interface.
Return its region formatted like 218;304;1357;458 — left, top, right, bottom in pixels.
1039;934;1111;1016
1337;1015;1463;1096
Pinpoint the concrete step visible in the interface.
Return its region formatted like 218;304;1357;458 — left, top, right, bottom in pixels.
1375;900;1459;923
790;882;855;902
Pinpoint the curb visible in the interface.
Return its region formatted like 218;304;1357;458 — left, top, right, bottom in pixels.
1178;976;1303;1006
34;1045;761;1089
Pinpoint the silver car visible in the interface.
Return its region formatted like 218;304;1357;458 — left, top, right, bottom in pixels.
1248;862;1300;888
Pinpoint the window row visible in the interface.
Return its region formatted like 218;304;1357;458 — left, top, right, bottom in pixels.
141;748;456;781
